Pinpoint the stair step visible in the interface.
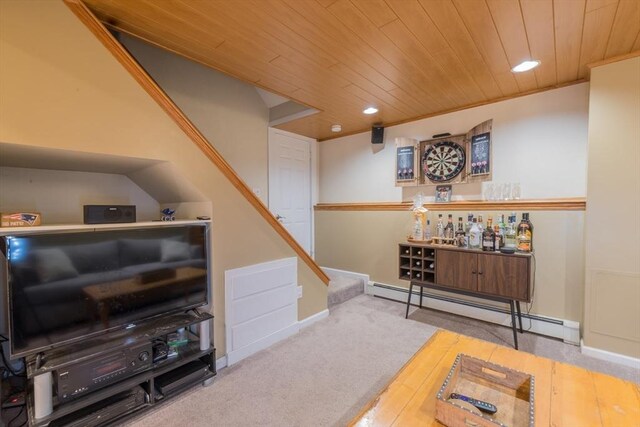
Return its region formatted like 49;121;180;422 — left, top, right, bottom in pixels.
327;275;364;308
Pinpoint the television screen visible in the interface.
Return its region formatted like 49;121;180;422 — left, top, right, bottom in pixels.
2;225;209;357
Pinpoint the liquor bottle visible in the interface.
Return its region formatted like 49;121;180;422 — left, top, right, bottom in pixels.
516;213;534;252
524;212;534;249
505;220;517;249
498;214;506;238
494;224;503;249
436;214;445;238
482;216;495;251
424;218;432;241
478;215;484;233
444;214;455;240
465;213;473;248
455;217;466;247
465;213;473;235
469;218;481;249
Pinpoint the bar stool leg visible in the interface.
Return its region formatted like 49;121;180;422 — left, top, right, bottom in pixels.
515;301;523;333
419;286;423;308
510;300;519;350
405;283;413;319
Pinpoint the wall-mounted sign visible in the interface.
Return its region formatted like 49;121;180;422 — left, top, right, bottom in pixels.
396;146;416;183
470;132;491;176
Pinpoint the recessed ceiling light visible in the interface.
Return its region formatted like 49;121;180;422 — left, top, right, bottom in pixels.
511;60;540;73
363;107;378;115
331;124;342;132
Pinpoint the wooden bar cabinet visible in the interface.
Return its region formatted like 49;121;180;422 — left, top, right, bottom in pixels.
399;243;533;349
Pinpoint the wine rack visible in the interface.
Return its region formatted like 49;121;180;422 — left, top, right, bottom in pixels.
399;244;436;284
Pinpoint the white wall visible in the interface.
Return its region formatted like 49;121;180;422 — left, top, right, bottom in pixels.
0;167;160;223
120;34;271;203
320;83;589;202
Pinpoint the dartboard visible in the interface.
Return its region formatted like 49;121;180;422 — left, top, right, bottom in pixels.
422;141;466;182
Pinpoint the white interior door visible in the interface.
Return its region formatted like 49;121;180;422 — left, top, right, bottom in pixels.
268;128;312;255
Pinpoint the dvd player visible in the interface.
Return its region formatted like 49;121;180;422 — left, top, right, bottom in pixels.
49;386;146;427
155;360;211;396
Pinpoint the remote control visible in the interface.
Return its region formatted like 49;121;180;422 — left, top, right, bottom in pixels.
449;393;497;414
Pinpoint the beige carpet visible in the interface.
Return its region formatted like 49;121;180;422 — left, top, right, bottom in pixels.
127;295;638;427
128;295;437;427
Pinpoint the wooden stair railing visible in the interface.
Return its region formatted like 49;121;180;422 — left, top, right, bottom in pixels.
63;0;329;286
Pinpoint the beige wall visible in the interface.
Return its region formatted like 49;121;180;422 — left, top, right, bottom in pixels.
0;1;327;356
319;83;589;203
583;57;640;358
119;34;271;203
315;210;585;321
0;166;160;223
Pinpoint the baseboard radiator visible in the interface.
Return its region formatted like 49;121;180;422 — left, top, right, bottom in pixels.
370;282;580;345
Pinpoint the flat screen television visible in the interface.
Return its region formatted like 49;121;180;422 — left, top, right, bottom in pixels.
1;224;209;358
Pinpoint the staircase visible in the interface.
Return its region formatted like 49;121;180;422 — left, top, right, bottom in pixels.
325;270;365;309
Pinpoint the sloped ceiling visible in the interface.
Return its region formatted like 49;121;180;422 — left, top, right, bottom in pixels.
83;0;640;140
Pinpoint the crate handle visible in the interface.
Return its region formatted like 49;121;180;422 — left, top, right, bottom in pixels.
465;418;480;426
482;367;507;379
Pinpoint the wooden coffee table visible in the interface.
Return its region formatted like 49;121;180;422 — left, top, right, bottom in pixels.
83;266;206;327
349;330;639;426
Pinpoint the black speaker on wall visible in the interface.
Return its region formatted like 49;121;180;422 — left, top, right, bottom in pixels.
83;205;136;224
371;125;384;144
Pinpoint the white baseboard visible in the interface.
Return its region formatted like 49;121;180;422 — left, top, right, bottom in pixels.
216;355;227;371
580;340;640;369
369;282;581;345
299;308;329;329
322;267;370;294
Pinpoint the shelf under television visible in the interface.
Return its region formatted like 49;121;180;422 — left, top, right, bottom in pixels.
0;219;211;236
25;311;213;378
27;341;215;427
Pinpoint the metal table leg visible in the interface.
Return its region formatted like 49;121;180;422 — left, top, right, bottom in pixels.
515;301;523;333
405;282;413;319
509;300;519;350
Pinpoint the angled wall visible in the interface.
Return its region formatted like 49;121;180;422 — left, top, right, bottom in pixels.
0;1;327;356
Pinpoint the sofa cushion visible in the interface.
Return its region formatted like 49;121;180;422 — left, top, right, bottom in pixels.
33;248;79;283
161;239;191;263
119;238;162;267
63;241;119;274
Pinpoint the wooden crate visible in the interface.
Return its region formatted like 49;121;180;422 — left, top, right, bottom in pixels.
436;354;534;427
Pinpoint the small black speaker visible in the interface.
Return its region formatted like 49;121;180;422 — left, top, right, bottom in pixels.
371;125;384;144
83;205;136;224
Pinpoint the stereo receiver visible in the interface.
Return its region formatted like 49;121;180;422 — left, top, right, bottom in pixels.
55;341;152;402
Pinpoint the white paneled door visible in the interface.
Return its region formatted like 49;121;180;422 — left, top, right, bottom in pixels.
268;128;312;254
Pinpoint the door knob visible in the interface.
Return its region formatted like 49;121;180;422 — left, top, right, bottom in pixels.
275;214;286;221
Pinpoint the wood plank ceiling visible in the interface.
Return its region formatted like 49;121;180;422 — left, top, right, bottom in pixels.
83;0;640;141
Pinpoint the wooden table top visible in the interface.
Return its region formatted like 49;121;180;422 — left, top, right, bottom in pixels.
83;266;206;300
349;330;640;427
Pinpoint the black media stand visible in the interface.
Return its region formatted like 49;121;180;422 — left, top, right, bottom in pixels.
25;311;215;427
